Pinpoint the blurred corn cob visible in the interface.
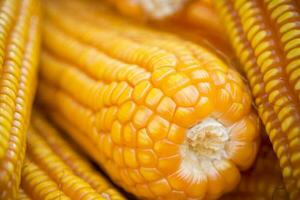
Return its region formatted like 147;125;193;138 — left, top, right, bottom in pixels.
0;0;40;199
106;0;191;19
151;22;236;69
213;0;300;199
105;0;236;72
37;0;260;199
165;0;230;58
107;0;222;35
20;111;126;200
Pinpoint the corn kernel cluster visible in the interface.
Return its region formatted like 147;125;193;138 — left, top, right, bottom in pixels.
1;0;299;199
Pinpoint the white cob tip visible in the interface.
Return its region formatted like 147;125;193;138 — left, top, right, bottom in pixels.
138;0;190;19
179;118;229;181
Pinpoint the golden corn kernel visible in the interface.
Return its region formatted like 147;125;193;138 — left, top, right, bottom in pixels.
37;0;260;199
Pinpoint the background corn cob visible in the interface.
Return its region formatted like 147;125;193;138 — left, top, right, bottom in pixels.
20;111;126;200
213;0;300;199
166;0;233;61
221;138;288;200
171;0;221;33
106;0;191;19
103;0;236;73
151;22;236;70
0;0;40;199
107;0;222;36
37;0;260;199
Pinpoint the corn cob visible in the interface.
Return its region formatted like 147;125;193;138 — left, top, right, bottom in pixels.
20;111;126;200
221;139;288;200
213;0;300;199
172;0;221;32
106;0;191;19
0;0;40;199
37;0;260;199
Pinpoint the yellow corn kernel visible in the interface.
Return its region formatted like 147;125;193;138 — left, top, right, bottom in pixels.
20;111;126;200
214;0;300;199
221;140;289;200
0;0;40;199
37;0;260;199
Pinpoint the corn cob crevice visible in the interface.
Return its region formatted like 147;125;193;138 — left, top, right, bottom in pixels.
165;0;235;64
150;22;236;71
20;111;125;200
0;0;40;199
37;0;260;199
104;0;234;66
172;0;222;32
221;139;288;200
213;0;300;199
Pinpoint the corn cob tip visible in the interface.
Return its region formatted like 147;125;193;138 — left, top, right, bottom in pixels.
139;0;190;19
181;118;228;175
113;0;190;19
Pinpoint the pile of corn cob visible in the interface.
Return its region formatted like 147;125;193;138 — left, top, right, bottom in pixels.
0;0;299;199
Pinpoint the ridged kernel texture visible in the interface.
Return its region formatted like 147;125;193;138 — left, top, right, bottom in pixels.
38;0;260;199
0;0;40;199
20;111;126;200
214;0;300;199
